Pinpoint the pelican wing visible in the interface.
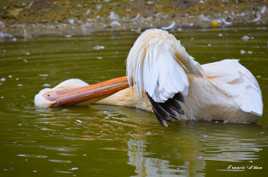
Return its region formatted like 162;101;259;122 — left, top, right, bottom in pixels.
127;29;198;125
202;59;263;116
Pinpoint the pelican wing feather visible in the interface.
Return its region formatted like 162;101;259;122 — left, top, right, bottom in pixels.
126;29;200;125
203;59;263;116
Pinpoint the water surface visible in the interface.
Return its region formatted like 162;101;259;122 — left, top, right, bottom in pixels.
0;27;268;177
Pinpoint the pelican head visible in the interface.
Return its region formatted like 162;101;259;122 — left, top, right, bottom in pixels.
34;79;89;108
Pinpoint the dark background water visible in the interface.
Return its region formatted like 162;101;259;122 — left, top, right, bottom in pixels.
0;27;268;177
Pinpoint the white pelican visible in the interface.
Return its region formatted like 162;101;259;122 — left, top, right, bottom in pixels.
35;29;263;126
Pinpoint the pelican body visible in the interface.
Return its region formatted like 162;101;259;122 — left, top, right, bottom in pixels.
35;29;263;126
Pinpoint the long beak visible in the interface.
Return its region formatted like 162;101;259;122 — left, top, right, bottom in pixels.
44;76;129;107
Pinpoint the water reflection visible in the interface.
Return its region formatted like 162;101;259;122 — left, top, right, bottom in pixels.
127;122;268;177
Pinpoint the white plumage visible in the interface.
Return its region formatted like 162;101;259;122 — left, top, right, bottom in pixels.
126;29;263;124
34;28;263;125
34;79;88;108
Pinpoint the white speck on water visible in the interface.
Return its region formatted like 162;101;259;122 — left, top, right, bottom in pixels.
17;123;22;126
0;77;6;82
247;50;253;54
82;153;87;157
207;43;212;47
17;154;27;157
43;83;51;88
39;74;49;77
15;77;20;81
96;56;103;60
3;168;8;171
76;119;82;124
25;52;31;56
240;49;246;55
70;167;79;171
256;75;261;79
0;96;4;99
218;33;223;37
93;45;105;50
197;155;204;160
23;59;29;63
32;170;38;173
202;134;208;138
145;131;152;136
8;75;12;79
241;35;250;41
65;34;72;38
17;84;23;87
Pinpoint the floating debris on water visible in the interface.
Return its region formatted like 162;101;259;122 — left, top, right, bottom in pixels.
25;52;31;56
39;74;49;77
70;167;79;171
75;119;82;124
17;84;23;87
23;59;29;63
15;77;20;81
240;49;246;55
197;155;204;160
43;83;51;88
32;170;38;173
202;134;208;138
96;56;103;60
248;50;253;54
207;43;212;47
241;35;250;41
8;75;12;79
65;34;72;38
93;45;105;50
0;77;6;82
145;131;152;136
218;33;223;37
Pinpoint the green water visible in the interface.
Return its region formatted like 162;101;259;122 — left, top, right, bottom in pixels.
0;27;268;177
